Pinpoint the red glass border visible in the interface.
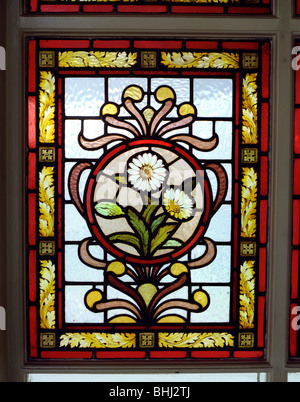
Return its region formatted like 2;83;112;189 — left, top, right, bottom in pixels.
296;0;300;16
290;39;300;359
28;0;272;15
26;38;270;362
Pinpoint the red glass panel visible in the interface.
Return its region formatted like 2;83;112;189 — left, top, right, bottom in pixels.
40;39;90;48
93;40;131;49
29;0;37;12
27;152;36;190
28;40;36;93
294;159;300;196
28;97;36;149
260;156;269;197
291;250;299;300
171;6;223;14
228;6;269;14
134;40;182;49
257;296;266;348
258;248;267;293
297;0;300;16
28;251;37;303
261;103;269;153
186;41;219;50
191;351;231;358
259;200;268;244
83;5;114;13
29;306;38;358
28;194;36;247
97;351;146;359
40;5;80;12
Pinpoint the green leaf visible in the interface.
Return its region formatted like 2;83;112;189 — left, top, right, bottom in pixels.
95;202;124;217
142;203;159;224
151;214;166;233
109;233;141;251
150;224;177;254
126;207;149;256
163;239;183;248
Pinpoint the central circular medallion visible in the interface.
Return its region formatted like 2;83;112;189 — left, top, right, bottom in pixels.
85;140;212;265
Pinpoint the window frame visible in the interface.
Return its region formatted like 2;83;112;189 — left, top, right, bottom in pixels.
2;0;300;381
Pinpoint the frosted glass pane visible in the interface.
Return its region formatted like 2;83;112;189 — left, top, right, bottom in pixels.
191;246;231;283
65;162;91;201
192;286;230;323
193;121;232;160
206;164;232;202
205;205;232;242
65;285;104;323
65;244;104;282
65;78;105;116
65;120;104;159
151;78;190;118
108;77;148;116
83;119;105;138
65;204;91;241
194;79;233;118
193;120;213;139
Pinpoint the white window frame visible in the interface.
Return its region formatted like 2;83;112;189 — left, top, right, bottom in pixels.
2;0;300;382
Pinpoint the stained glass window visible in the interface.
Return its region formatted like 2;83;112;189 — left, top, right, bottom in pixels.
26;38;270;361
27;0;272;15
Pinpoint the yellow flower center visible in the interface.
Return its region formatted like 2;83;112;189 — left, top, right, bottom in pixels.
140;164;153;180
169;199;181;214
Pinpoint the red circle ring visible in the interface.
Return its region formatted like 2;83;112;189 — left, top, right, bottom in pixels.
85;139;213;265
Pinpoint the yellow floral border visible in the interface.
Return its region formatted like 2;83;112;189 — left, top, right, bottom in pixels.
60;333;136;348
40;260;55;330
39;166;55;237
158;332;234;348
161;52;239;69
241;167;257;238
59;51;137;68
239;261;255;329
242;73;258;144
39;71;55;144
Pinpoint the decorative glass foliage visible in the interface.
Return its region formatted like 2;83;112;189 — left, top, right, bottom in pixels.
26;38;270;361
27;0;272;14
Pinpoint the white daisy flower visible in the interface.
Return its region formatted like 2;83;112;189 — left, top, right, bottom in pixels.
128;153;167;192
163;188;193;220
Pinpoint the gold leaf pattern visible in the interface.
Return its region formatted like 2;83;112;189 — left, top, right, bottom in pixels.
40;261;55;329
59;51;137;68
241;167;257;238
161;52;239;69
39;166;55;237
60;333;136;348
39;71;55;143
239;261;255;329
242;73;258;144
158;332;234;348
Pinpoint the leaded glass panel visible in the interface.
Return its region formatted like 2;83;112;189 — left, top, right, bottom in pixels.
26;38;270;361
